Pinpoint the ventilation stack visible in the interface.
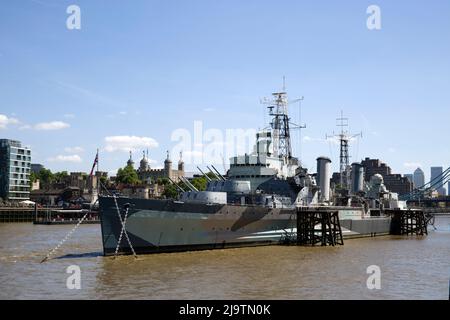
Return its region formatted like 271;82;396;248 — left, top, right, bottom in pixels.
351;162;364;194
317;157;332;203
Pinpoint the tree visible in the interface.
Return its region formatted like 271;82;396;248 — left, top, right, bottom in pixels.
100;175;108;186
191;176;208;191
54;171;69;182
39;168;54;186
156;178;170;186
163;184;179;199
116;165;140;185
29;171;38;187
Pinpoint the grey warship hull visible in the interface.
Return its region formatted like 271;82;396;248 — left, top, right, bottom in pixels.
99;196;392;256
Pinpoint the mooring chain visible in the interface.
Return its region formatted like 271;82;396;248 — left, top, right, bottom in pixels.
113;206;129;257
113;195;138;259
40;211;90;263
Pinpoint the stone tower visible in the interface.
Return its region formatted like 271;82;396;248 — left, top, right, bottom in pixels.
139;150;150;172
127;151;135;168
178;151;185;174
164;150;172;179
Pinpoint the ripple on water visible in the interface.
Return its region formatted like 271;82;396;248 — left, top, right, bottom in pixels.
0;217;449;300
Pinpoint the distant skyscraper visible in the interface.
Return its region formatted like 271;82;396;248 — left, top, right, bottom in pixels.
404;174;414;185
0;139;32;201
430;166;446;195
413;168;425;189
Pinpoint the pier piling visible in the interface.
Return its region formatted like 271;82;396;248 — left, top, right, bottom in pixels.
389;209;428;236
296;209;344;246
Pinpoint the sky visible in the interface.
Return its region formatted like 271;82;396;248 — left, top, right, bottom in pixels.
1;0;449;182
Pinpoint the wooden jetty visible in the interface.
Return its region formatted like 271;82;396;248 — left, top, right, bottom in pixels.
290;208;344;247
0;206;99;224
0;207;41;223
388;209;428;236
282;207;434;247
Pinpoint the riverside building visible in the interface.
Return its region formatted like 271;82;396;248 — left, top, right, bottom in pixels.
0;139;32;201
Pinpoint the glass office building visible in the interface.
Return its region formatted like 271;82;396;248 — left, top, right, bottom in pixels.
0;139;32;201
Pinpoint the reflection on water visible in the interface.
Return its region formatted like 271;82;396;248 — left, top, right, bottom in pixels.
0;217;449;300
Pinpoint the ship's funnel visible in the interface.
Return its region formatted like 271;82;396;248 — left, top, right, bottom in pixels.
351;163;365;194
317;157;332;202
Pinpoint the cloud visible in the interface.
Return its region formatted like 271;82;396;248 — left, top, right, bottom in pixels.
35;121;70;131
0;114;19;129
64;146;84;153
19;125;32;130
48;155;82;163
63;114;76;119
203;107;216;112
104;136;159;152
17;120;70;131
404;162;422;169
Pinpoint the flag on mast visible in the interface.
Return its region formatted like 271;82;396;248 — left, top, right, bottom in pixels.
90;150;99;177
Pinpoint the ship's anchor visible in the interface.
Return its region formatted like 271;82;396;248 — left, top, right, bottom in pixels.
112;195;138;259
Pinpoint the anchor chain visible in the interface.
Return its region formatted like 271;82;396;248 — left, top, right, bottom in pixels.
113;195;138;259
114;206;130;257
40;211;90;263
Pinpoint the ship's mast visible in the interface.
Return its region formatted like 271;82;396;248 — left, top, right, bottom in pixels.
262;79;304;161
337;112;350;188
270;91;291;159
327;111;362;189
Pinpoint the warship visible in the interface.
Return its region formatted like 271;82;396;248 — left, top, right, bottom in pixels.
99;88;404;255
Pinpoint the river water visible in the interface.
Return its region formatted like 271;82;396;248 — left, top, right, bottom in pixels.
0;217;449;300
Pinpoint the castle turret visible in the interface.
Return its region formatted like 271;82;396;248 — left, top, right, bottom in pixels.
164;150;172;179
139;150;150;172
178;151;185;173
127;151;135;168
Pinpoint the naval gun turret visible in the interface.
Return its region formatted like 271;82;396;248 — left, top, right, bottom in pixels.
364;174;407;214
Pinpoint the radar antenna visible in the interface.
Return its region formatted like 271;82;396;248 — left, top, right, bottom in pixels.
326;110;362;190
261;78;305;161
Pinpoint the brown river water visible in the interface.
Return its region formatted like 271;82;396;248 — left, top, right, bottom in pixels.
0;217;449;300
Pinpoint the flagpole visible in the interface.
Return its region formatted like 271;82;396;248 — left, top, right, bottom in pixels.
96;148;100;196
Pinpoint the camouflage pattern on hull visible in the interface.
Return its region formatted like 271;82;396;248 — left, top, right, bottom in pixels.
99;197;392;256
99;196;297;255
